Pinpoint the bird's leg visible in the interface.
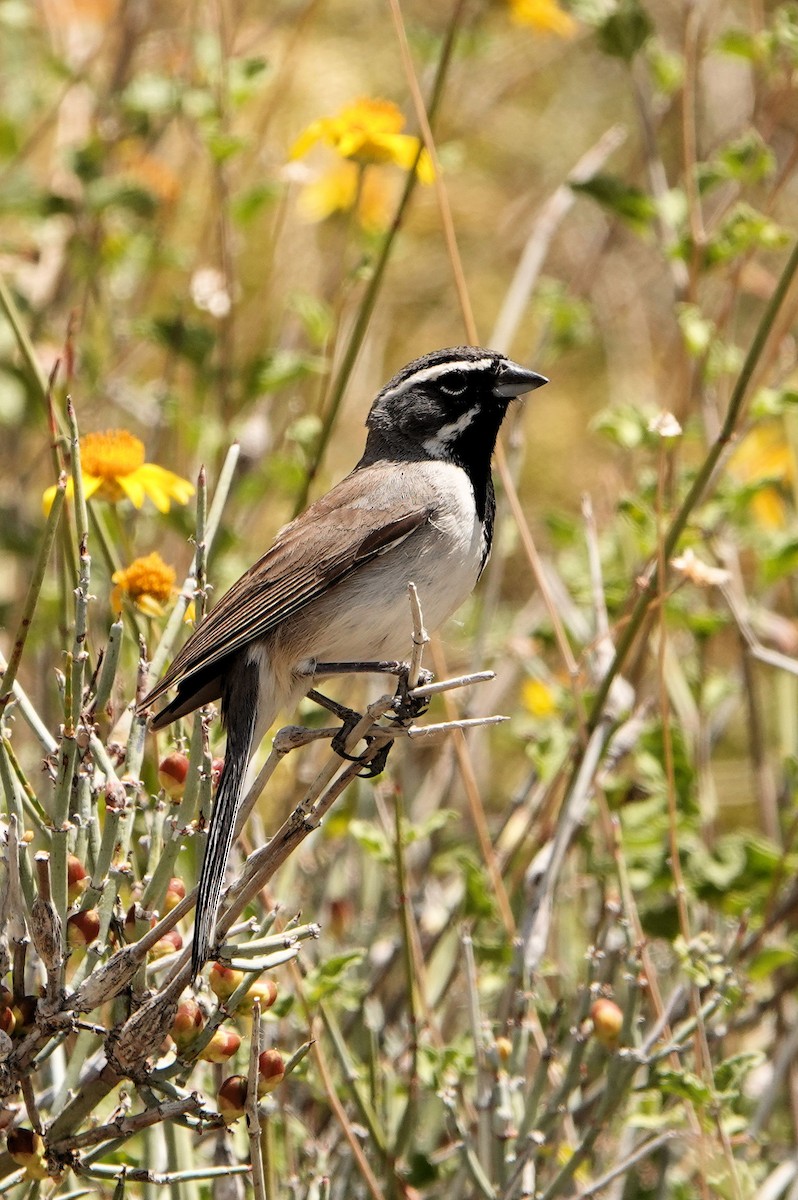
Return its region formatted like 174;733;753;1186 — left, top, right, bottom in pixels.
306;688;361;725
312;659;406;678
307;661;435;779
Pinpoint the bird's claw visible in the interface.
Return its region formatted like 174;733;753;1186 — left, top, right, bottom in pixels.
331;724;394;778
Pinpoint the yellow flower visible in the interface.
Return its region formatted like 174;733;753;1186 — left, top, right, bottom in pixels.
509;0;577;37
43;430;195;514
522;678;557;718
729;424;795;529
111;552;177;617
297;161;394;231
291;97;434;183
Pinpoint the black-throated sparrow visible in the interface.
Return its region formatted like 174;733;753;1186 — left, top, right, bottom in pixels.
140;346;547;975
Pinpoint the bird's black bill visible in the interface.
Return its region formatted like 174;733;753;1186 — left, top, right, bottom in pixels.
493;361;548;399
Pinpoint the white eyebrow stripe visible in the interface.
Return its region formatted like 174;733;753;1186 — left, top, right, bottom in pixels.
421;406;479;457
379;356;495;402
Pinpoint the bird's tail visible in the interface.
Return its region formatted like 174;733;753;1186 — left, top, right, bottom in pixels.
191;657;260;979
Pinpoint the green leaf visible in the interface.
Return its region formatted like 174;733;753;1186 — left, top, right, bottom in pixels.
591;402;652;449
303;951;364;1003
348;819;392;863
677;304;715;357
534;278;594;353
253;349;327;394
87;179;159;219
148;315;216;367
232;182;279;225
596;1;653;60
655;1068;714;1107
705;203;789;267
748;945;798;981
122;73;178;115
716;28;766;62
571;173;656;232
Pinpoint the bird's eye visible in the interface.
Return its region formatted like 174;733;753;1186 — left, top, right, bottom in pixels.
441;371;467;396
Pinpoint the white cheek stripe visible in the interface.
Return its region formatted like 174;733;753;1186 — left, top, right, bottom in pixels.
379;356;495;403
422;406;479;457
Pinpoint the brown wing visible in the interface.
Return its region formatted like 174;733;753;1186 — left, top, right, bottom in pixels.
139;466;431;711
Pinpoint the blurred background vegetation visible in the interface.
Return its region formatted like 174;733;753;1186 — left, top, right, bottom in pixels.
3;0;798;1195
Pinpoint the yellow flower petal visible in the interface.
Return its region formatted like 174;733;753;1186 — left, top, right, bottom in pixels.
522;678;556;717
116;472;147;509
510;0;577;37
291;97;433;181
112;552;176;617
135;594;167;618
137;463;196;509
290;120;326;160
42;473;103;515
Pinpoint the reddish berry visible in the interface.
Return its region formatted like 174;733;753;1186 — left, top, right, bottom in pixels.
170;998;205;1051
158;752;190;800
257;1048;285;1095
200;1028;241;1063
217;1075;248;1123
163;877;187;914
67;855;89;903
209;962;244;1003
590;998;624;1047
150;928;183;959
67;908;101;949
239;978;278;1014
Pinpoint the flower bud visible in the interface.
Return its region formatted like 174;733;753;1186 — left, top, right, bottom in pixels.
257;1048;285;1095
217;1074;248;1123
158;752;189;800
67;908;101;949
211;758;225;789
199;1027;241;1063
590;998;624;1048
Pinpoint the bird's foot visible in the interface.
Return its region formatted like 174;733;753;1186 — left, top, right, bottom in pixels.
330;720;394;778
391;665;433;724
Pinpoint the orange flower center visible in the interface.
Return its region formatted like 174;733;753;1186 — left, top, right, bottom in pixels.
113;553;176;603
81;430;146;479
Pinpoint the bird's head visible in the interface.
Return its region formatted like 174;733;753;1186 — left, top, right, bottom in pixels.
364;346;547;468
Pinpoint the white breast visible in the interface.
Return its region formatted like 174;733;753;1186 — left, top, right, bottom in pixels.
248;461;486;743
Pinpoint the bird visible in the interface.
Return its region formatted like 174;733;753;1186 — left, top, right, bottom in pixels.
139;346;547;975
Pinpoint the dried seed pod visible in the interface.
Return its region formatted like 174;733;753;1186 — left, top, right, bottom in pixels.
110;983;181;1074
31;853;63;979
67;943;145;1014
